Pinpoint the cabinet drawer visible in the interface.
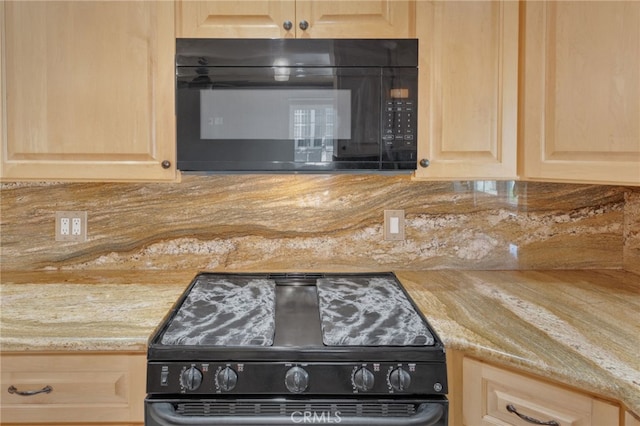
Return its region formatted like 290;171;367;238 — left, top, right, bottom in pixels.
463;358;619;426
1;353;145;424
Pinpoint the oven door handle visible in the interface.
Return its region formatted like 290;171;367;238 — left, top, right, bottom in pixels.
147;402;445;426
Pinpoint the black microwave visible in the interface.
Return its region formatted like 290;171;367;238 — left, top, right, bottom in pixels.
176;39;418;173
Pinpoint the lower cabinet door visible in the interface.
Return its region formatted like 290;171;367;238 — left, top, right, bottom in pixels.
0;352;146;424
463;358;620;426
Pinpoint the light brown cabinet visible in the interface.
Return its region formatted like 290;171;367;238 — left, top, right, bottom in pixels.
520;1;640;185
0;352;146;424
0;1;176;182
2;1;637;185
414;0;519;180
627;411;640;426
176;0;415;38
462;357;620;426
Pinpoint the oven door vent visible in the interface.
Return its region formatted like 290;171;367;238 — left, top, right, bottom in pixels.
174;401;418;418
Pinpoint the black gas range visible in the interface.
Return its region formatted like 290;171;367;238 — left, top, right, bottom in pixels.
145;272;448;425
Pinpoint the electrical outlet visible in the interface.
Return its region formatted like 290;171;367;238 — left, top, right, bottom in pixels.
72;218;82;235
384;209;405;241
55;211;87;242
60;218;70;236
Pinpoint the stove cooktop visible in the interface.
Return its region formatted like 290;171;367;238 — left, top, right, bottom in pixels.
148;272;444;360
146;272;447;397
158;273;435;349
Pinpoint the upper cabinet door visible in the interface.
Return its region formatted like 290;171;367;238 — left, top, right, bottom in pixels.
295;0;414;38
177;1;295;38
0;1;176;181
414;1;519;180
176;0;414;39
521;2;640;186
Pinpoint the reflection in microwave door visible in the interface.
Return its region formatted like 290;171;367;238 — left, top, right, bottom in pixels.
207;117;224;126
294;137;335;163
200;89;350;141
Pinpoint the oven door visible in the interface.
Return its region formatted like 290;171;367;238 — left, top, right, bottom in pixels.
145;397;447;426
176;66;417;172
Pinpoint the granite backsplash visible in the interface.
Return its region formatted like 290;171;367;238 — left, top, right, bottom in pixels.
1;175;638;273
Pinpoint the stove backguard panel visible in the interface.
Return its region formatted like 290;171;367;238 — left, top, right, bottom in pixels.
160;276;276;346
317;277;435;346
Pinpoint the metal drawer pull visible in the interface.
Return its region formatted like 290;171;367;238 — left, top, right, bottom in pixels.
506;404;559;426
8;385;53;396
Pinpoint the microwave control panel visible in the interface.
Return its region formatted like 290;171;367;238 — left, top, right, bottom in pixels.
382;100;416;148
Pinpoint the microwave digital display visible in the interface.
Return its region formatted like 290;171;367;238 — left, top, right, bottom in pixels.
389;88;410;99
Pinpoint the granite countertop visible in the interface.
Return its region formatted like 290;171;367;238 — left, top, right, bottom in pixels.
395;270;640;418
1;269;638;416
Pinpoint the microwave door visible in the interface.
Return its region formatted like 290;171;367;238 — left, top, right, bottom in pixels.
333;69;382;165
176;67;382;172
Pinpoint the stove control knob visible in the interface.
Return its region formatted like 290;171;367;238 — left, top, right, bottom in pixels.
388;367;411;392
353;367;375;391
216;367;238;392
180;366;203;391
285;366;309;393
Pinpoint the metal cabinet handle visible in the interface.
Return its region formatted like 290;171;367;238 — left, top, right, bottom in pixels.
8;385;53;396
283;20;292;31
299;20;309;30
506;404;559;426
419;158;430;168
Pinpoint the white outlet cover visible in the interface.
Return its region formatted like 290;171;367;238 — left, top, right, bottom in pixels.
55;211;87;242
384;209;405;241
